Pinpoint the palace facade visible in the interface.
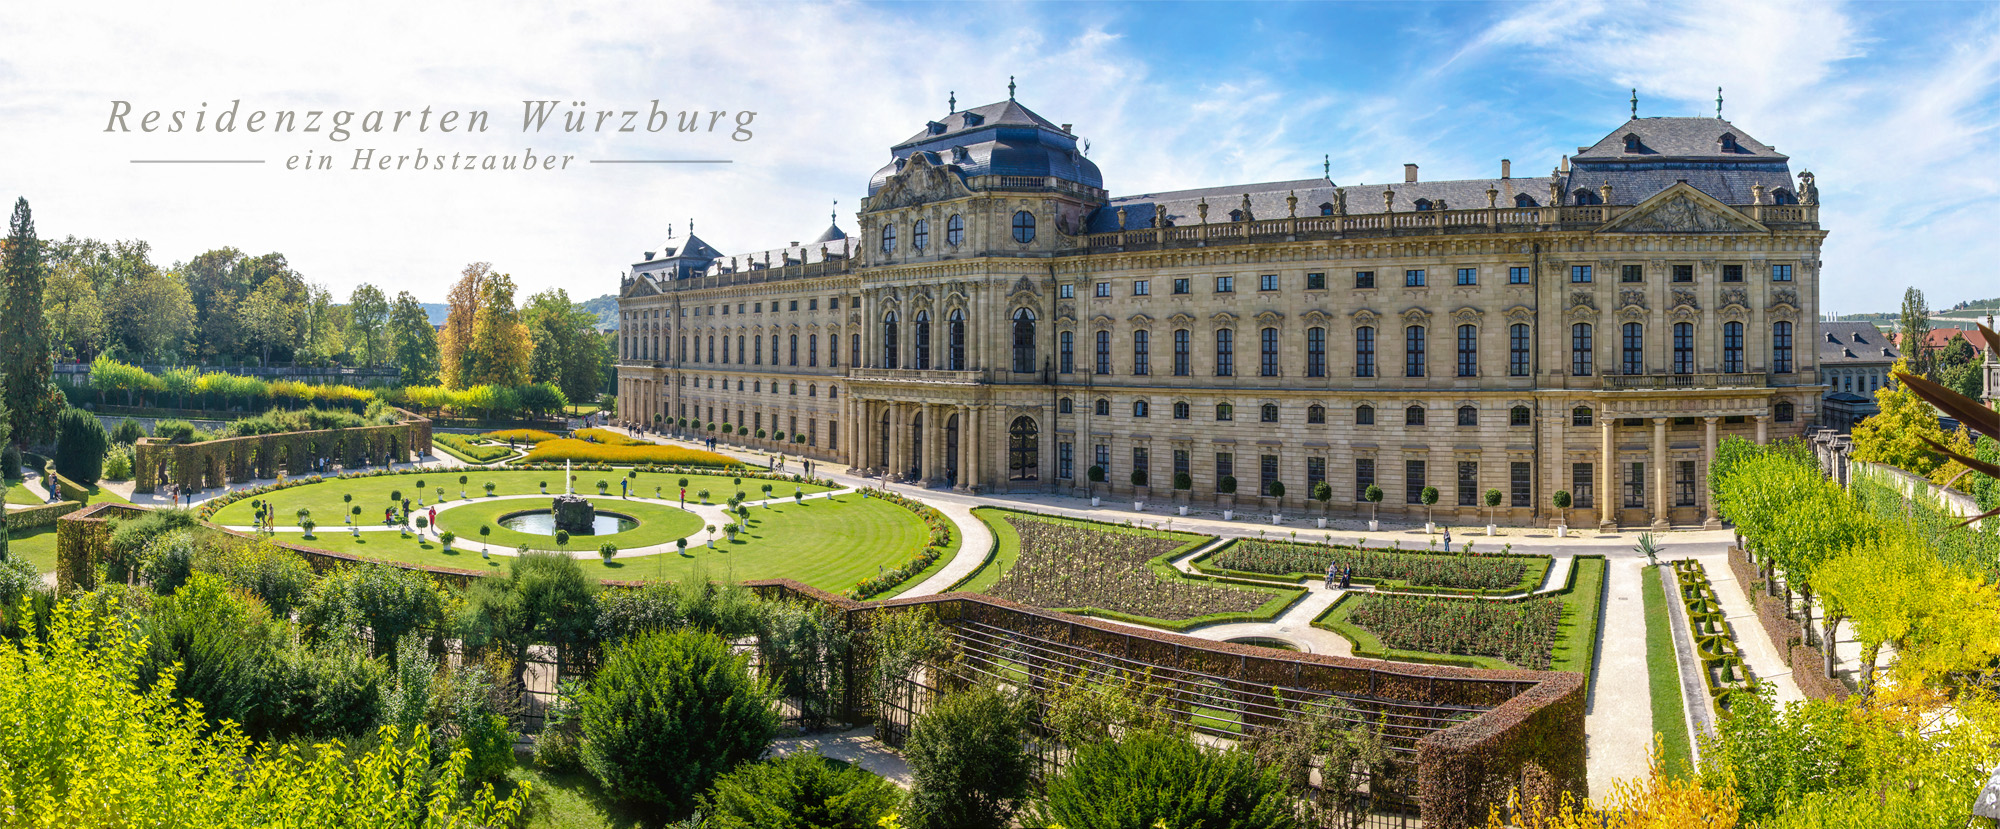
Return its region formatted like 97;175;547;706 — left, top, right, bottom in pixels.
616;96;1826;528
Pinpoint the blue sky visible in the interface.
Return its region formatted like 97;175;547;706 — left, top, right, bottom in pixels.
3;1;1996;314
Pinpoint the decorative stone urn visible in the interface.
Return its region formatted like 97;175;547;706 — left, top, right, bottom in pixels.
552;494;595;535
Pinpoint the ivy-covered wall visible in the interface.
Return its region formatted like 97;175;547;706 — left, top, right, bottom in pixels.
132;408;431;494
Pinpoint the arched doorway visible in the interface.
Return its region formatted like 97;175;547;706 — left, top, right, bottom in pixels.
909;412;924;481
1008;416;1038;483
944;413;960;486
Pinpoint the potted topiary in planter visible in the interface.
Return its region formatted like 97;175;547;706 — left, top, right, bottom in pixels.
1130;469;1148;511
1312;480;1334;528
1267;480;1284;524
1420;486;1440;534
598;543;617;563
1219;475;1237;520
1086;465;1105;507
1552;490;1572;537
440;531;455;552
1173;471;1193;516
1364;484;1384;532
1483;488;1504;536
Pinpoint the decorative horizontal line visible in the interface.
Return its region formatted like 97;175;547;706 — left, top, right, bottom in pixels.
587;159;733;164
129;159;265;164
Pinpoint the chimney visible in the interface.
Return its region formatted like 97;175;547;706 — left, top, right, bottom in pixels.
1404;163;1419;183
1060;123;1072;133
1501;159;1511;179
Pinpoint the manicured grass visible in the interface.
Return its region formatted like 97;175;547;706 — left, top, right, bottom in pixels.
1643;564;1694;778
509;765;643;829
8;526;59;574
272;493;939;592
5;481;40;506
954;507;1021;594
207;470;831;528
428;496;704;552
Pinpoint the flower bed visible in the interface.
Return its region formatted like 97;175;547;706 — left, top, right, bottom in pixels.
433;433;513;463
520;438;738;468
1341;593;1563;670
478;429;561;444
846;488;956;600
1201;538;1545;594
983;512;1284;625
574;427;646;446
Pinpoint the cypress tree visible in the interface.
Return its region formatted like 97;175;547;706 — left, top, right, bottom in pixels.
1;199;57;445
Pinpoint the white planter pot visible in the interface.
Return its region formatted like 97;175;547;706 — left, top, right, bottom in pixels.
1316;517;1327;529
1556;526;1568;538
350;526;360;538
1486;524;1497;536
1134;502;1144;512
1091;497;1101;507
1178;505;1188;516
1425;522;1436;534
1222;510;1234;521
1270;514;1282;525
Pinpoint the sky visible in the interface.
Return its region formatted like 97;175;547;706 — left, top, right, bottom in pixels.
2;0;1996;314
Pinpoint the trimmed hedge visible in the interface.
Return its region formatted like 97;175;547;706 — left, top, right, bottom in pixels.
8;501;82;531
1195;537;1552;596
50;471;91;503
478;429;561;444
433;433;512;464
574;427;645;446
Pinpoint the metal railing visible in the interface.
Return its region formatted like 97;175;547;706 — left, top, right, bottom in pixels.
1600;372;1770;391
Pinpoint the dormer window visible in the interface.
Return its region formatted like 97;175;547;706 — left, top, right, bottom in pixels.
1719;133;1741;153
1770;188;1798;205
1319;202;1335;215
1413;198;1433;212
1572;189;1602;206
1514;193;1538;208
962;112;984;127
950;146;970;163
1622;133;1641;153
926;120;946;136
1228;209;1246;222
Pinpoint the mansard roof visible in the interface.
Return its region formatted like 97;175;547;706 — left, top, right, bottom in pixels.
1574;117;1786;162
872;98;1103;195
1085;176;1558;233
1820;322;1898;365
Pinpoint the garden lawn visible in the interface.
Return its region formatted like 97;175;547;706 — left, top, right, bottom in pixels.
1643;564;1693;778
431;497;704;552
207;470;831;527
5;481;40;506
269;492;940;592
7;526;59;574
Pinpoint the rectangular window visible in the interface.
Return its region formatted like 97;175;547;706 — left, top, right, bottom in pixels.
1215;276;1235;293
1216;452;1234;483
1173;277;1190;295
1571;265;1593;284
1673;264;1693;283
1355;271;1376;289
1571;324;1593;376
1355;458;1376;501
1356;327;1376;378
1173;329;1190;376
1307;457;1326;490
1511;461;1531;507
1306;327;1326;377
1059;331;1074;375
789;300;798;311
1133;330;1150;376
1261;455;1279;495
1457;325;1478;377
1306;272;1326;290
1260;328;1279;377
1772;321;1794;374
1259;273;1278;291
1133;279;1150;296
1509;324;1530;377
1406;269;1426;287
1133;447;1149;477
1405;460;1427;504
829;297;840;310
1174;449;1190;478
1095;330;1111;375
1405;326;1426;378
1215;329;1235;377
1621;264;1643;283
809;298;818;310
1625;462;1646;508
1723;322;1745;373
1457;267;1477;286
1509;266;1531;285
1095;282;1111;298
1723;264;1743;283
1058;442;1073;479
1772;264;1792;282
1573;463;1594;509
1095;444;1110;473
1059;284;1075;299
828;420;837;450
1458;461;1479;506
1676;460;1696;507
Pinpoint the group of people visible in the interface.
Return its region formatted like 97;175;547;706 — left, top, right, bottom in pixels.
1325;563;1354;590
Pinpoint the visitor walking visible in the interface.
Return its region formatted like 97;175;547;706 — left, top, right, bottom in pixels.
1442;528;1452;547
428;505;437;529
1325;562;1337;589
1340;567;1352;590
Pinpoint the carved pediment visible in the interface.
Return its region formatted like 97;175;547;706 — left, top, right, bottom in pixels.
1504;305;1534;324
1599;183;1768;234
1451;306;1484;324
1720;287;1749;310
1617;305;1648;323
1089;313;1114;325
1769;286;1799;310
1618;290;1647;310
870;152;972;211
1301;309;1331;325
1055;300;1075;319
1569;290;1598;312
1669;306;1699;324
1009;275;1038;300
1254;310;1284;324
1128;313;1154;324
1401;307;1431;325
1168;312;1196;326
1211;311;1239;324
1670;288;1699;310
1352;309;1379;325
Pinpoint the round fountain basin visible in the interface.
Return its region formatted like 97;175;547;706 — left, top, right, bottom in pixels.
498;510;637;536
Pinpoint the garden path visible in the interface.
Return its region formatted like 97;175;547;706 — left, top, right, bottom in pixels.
768;725;912;789
1585;558;1654;797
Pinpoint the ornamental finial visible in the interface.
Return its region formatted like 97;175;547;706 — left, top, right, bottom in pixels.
1008;76;1016;100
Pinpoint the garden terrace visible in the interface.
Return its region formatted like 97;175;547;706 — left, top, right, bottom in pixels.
131;407;431;494
1200;538;1552;595
968;509;1301;629
746;579;1587;829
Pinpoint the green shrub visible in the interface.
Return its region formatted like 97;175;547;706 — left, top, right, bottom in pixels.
140;529;201;593
152;419;199;443
904;684;1034;829
140;573;285;735
111;418;145;445
578;629;779;807
200;540;316;618
1;443;21;479
1025;730;1295;829
700;750;903;829
54;407;109;484
108;508;201;584
102;444;133;480
300;560;443;660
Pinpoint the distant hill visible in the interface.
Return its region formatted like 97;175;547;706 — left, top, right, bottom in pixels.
407;296;616;329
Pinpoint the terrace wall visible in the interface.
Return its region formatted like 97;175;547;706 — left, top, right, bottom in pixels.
131;408;432;494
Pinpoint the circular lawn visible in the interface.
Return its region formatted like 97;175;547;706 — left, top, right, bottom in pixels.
431;496;704;553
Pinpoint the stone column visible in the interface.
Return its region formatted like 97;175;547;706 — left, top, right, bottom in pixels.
963;406;981;490
919;402;937;484
1702;416;1722;529
1548;401;1565;527
890;403;907;480
1755;414;1769;445
1652;417;1670;530
1599;419;1616;529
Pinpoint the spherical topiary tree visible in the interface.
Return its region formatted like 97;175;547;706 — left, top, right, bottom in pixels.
554;529;570;551
1130;469;1147;488
1086;465;1106;499
1420;485;1440;527
1311;480;1334;504
1364;484;1384;522
1483;487;1504;527
1266;480;1284;500
1174;471;1193;492
1553;489;1573;528
578;629;779;807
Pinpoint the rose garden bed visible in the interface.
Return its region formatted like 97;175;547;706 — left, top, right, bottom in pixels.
1313;556;1606;680
1196;537;1551;595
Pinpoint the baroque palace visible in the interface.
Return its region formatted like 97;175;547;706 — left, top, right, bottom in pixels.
616;93;1824;529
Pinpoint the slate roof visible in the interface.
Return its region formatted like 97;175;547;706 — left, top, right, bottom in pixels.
1084;176;1558;234
872;99;1102;194
895;100;1065;148
1565;117;1797;205
1573;118;1786;161
812;223;848;244
1820;322;1898;366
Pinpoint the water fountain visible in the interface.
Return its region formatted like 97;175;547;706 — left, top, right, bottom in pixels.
552;459;595;535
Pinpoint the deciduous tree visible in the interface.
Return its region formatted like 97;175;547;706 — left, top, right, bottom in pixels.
347;283;388;366
389;290;439;386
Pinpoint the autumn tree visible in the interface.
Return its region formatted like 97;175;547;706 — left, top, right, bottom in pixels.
438;262;490;389
347;283;388;366
1850;358;1953;479
389;291;439;386
0;198;60;444
464;272;529;388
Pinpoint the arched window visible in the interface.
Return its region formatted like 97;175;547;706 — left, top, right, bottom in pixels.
1770;188;1798;205
788;382;797;395
1772;321;1794;373
882;311;899;369
1012;210;1037;243
1457;324;1478;377
1356;405;1375;425
1514;193;1538;208
1058;397;1072;414
850;334;860;369
1622;322;1644;376
1405;325;1426;377
1571;323;1594;376
1307;405;1325;424
1775;401;1795;423
1509;324;1530;376
1095;330;1111;375
1260;403;1278;423
1007;417;1039;481
809;384;817;397
1216;403;1234;421
880;224;897;254
1356;326;1376;377
706;335;714;363
1572;189;1601;206
1173;329;1191;376
1132;330;1150;376
1173;401;1190;419
1510;405;1531;426
947;309;966;370
828;385;838;399
1012;308;1037;373
1457;405;1477;426
789;334;799;366
1406;406;1426;426
946;214;965;246
808;333;818;366
1094;398;1110;416
1673;323;1693;375
1722;322;1745;373
913;310;931;370
770;334;779;366
1133;400;1150;418
1572;406;1593;427
1260;327;1280;376
912;219;929;252
1215;329;1235;377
